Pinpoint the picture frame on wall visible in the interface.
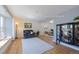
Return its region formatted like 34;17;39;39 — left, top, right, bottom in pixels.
24;23;32;28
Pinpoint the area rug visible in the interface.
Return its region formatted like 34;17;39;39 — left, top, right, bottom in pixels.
22;37;53;54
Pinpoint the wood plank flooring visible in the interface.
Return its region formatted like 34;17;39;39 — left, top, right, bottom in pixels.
4;35;79;54
4;39;22;54
39;35;79;54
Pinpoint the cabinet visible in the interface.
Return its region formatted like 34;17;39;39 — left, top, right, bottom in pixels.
56;22;79;46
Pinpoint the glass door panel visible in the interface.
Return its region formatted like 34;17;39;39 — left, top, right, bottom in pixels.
61;24;73;43
74;24;79;45
61;25;68;42
56;25;60;40
67;24;73;43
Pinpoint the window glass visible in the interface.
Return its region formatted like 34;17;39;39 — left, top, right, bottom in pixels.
0;14;12;40
0;16;5;40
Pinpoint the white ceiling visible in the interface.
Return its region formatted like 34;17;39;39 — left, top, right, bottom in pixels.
0;6;11;17
7;5;78;22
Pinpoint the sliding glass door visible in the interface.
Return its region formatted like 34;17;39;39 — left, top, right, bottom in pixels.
0;15;12;40
74;23;79;45
56;22;79;46
61;24;73;44
0;16;5;40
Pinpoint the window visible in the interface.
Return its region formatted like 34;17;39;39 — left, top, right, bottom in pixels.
0;14;13;40
0;16;5;40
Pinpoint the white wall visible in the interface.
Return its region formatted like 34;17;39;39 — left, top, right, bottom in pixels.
39;21;54;34
53;6;79;40
14;17;41;38
23;20;40;32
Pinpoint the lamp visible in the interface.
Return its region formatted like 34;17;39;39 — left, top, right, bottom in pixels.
15;22;18;39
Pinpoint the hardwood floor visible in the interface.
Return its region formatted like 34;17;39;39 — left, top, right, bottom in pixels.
4;35;79;54
39;35;79;54
4;39;22;54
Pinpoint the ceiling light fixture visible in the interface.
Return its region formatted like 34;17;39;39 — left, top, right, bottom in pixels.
49;20;54;23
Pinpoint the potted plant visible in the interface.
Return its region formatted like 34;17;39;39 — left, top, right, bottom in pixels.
74;16;79;22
